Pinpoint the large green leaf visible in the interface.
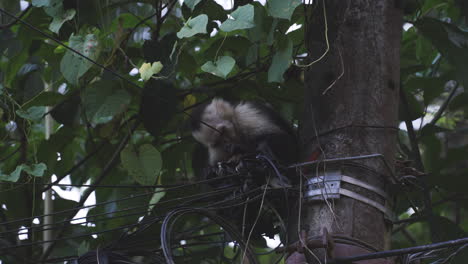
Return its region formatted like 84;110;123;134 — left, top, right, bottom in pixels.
416;18;468;88
203;36;251;62
148;187;166;212
109;13;142;33
0;163;46;182
399;92;424;121
267;0;302;20
184;0;202;10
60;33;99;85
32;0;52;7
178;50;198;80
268;36;293;83
219;4;255;32
33;0;76;33
16;106;45;122
82;81;131;125
121;144;162;185
247;3;271;43
23;91;65;108
139;62;163;81
201;56;236;79
404;76;447;105
177;14;208;39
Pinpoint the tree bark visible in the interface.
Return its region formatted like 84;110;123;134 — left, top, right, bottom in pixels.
298;1;402;262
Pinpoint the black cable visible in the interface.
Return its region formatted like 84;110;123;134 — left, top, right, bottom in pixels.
0;185;238;237
0;173;241;226
160;208;259;264
330;237;468;263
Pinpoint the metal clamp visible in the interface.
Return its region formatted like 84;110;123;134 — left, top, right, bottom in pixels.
305;169;393;219
306;170;342;200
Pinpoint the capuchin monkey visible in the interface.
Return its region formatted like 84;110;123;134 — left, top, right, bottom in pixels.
190;98;299;239
190;98;298;186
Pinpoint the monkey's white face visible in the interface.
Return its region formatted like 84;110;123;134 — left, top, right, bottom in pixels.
192;99;239;165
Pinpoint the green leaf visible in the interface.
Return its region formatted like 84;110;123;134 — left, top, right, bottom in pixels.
0;167;22;182
23;91;65;108
415;18;468;88
268;37;293;83
77;241;89;256
268;0;302;20
198;0;226;21
176;14;208;39
246;44;258;66
184;0;202;10
178;50;197;80
148;188;166;212
420;123;450;138
405;77;447;105
203;36;251;59
246;3;270;42
109;13;141;32
82;81;131;125
32;0;52;7
420;133;442;173
60;33;99;85
201;56;236;79
16;106;45;121
139;62;163;81
23;163;47;176
50;94;81;126
0;163;47;182
121;144;163;185
49;9;76;33
219;4;255;32
34;0;76;33
399;92;424;121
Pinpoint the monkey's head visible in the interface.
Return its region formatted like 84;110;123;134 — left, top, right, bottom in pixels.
191;98;241;165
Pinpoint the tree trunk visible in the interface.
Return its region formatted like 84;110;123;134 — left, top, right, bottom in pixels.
297;1;402;262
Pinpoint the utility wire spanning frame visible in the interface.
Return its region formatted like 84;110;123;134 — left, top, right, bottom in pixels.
0;155;468;264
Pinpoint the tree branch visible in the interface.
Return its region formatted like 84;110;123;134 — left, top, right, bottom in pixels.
429;82;459;126
400;87;436;242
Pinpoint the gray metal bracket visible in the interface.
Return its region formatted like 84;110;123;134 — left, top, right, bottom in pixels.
306;170;342;200
305;169;394;219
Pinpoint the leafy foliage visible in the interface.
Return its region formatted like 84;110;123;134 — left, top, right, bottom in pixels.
0;0;467;263
219;4;255;32
395;1;468;262
201;55;236;78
